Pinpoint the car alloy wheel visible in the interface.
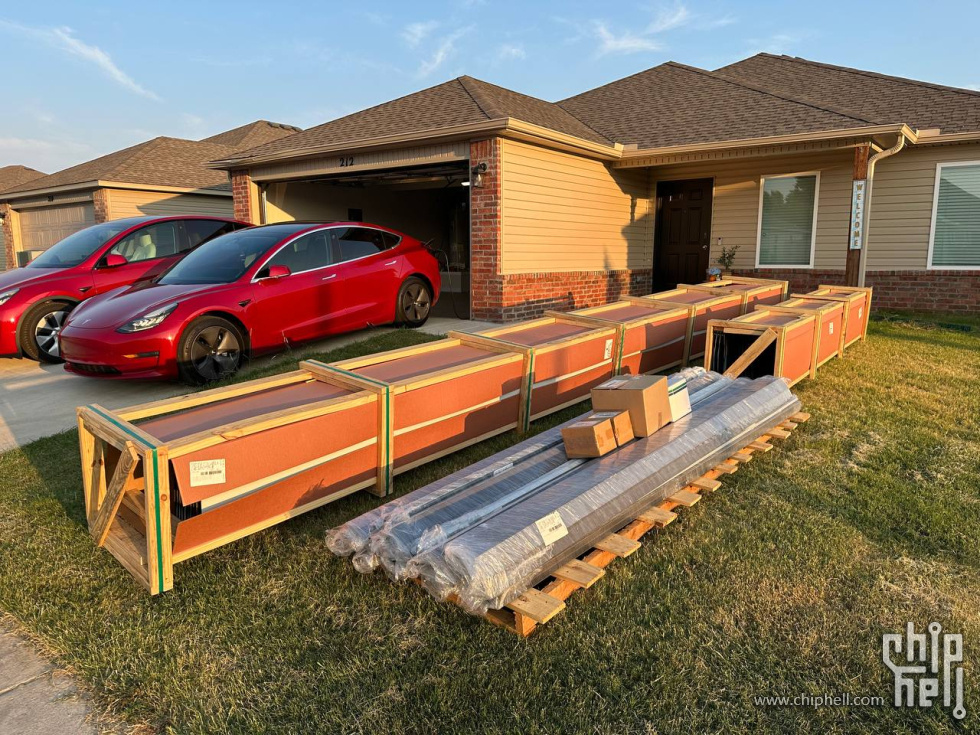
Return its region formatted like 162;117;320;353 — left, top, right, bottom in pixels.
190;325;241;382
401;281;431;323
34;308;70;360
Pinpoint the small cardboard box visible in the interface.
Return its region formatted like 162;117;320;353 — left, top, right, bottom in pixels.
590;410;635;446
666;374;692;422
591;375;670;437
561;415;618;458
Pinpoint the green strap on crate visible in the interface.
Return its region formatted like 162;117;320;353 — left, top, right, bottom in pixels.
522;348;536;433
614;324;626;375
313;363;393;496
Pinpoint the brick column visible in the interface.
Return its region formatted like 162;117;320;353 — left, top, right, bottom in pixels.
231;169;260;224
469;138;504;321
1;203;17;269
92;189;110;223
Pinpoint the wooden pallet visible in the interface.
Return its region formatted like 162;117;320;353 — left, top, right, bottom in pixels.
470;410;811;637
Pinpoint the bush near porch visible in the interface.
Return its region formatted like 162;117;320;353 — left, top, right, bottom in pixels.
0;316;977;733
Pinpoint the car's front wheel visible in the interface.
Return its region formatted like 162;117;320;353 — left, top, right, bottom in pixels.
18;300;74;363
395;277;432;328
177;316;245;385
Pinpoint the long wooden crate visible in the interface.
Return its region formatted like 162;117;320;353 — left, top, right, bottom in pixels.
764;297;846;367
802;285;873;348
705;309;819;386
78;368;389;595
450;315;618;430
643;287;745;365
553;299;691;377
465;411;810;637
683;278;787;313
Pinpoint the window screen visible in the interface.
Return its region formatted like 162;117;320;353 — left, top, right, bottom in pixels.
758;175;817;267
932;164;980;267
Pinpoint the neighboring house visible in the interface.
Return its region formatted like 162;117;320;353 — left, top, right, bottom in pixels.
0;166;45;270
0;121;301;268
213;55;980;319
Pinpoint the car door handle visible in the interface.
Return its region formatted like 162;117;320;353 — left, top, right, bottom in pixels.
322;273;337;281
384;260;397;266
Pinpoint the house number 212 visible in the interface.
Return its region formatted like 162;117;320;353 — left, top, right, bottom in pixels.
339;156;354;167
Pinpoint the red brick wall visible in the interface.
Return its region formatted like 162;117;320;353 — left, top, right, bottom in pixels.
1;203;14;269
469;139;504;321
499;269;653;321
92;189;110;224
230;170;254;224
738;268;980;314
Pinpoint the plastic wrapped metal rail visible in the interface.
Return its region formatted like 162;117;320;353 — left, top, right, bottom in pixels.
326;368;726;573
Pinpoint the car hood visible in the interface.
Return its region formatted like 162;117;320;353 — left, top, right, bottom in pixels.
0;267;63;293
67;282;231;330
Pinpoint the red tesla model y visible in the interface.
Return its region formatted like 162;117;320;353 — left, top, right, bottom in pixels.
59;222;441;383
0;216;247;362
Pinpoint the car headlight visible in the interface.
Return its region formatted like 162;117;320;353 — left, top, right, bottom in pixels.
117;303;178;333
0;289;19;307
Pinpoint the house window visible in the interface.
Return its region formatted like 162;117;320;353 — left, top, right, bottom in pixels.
930;162;980;268
756;173;819;267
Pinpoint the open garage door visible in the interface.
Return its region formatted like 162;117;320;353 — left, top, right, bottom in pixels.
17;202;96;264
260;162;472;318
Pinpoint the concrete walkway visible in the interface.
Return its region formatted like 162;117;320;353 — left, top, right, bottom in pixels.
0;317;493;453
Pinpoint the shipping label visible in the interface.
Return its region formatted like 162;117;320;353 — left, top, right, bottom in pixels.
535;511;569;546
189;459;226;487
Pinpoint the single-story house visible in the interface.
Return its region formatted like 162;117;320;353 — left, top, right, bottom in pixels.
0;165;45;270
0;121;301;268
212;54;980;320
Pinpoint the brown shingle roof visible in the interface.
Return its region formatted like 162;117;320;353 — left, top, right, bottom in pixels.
202;120;303;149
715;53;980;134
225;76;610;163
0;165;45;192
558;62;874;150
0;138;236;196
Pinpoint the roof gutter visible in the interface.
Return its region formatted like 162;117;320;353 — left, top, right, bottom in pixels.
857;131;908;288
209;117;623;170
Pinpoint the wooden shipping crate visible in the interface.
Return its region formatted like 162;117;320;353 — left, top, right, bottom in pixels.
764;297;845;367
803;285;873;348
705;309;818;386
327;338;525;473
77;368;387;595
450;315;618;429
643;287;744;365
685;278;787;312
557;299;691;377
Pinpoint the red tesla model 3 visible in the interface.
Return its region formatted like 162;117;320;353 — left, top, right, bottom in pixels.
0;215;247;362
59;222;441;383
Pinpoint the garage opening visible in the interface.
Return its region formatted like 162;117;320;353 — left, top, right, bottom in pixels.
260;162;472;319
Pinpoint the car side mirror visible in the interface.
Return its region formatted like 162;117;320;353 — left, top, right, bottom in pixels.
261;264;291;280
102;253;128;268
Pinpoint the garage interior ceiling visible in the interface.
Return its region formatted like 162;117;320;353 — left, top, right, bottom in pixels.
275;162;469;189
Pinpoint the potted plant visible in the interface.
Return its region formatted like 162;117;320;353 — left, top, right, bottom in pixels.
716;242;740;277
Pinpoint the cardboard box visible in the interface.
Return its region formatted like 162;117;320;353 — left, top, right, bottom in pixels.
590;410;635;446
591;375;670;436
666;375;692;422
561;415;618;458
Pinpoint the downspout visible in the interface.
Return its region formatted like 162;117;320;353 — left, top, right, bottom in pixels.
857;133;907;287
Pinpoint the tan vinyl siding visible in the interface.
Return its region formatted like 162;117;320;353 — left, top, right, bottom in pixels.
500;138;652;274
107;189;233;220
867;141;980;269
650;149;854;271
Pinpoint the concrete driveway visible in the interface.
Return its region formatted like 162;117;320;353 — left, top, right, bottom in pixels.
0;317;493;452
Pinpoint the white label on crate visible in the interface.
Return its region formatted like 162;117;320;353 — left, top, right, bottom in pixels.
829;322;834;335
603;338;613;360
535;511;568;546
189;459;226;487
859;307;863;319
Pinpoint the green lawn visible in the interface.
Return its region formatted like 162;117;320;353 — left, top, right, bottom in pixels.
1;317;978;733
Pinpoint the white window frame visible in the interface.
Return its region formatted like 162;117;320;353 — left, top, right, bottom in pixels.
927;159;980;270
755;170;820;269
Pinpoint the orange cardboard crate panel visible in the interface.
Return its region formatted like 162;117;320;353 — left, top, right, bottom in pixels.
643;287;744;364
686;277;787;312
764;296;846;367
803;285;872;348
705;309;818;386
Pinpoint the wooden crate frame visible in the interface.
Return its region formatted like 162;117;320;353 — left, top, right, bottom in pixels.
328;337;526;472
803;285;873;348
449;411;810;636
715;275;789;299
78;368;385;595
704;310;819;386
555;299;692;377
765;297;846;367
642;287;745;366
681;279;786;314
449;315;618;431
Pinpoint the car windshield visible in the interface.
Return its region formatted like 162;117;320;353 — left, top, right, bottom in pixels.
158;225;307;285
27;220;140;268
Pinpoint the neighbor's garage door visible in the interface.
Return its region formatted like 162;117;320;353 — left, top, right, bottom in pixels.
18;202;96;254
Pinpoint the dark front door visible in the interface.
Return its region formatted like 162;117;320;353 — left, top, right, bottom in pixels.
653;178;713;290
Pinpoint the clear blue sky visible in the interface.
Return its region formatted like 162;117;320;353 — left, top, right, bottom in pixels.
2;0;978;173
